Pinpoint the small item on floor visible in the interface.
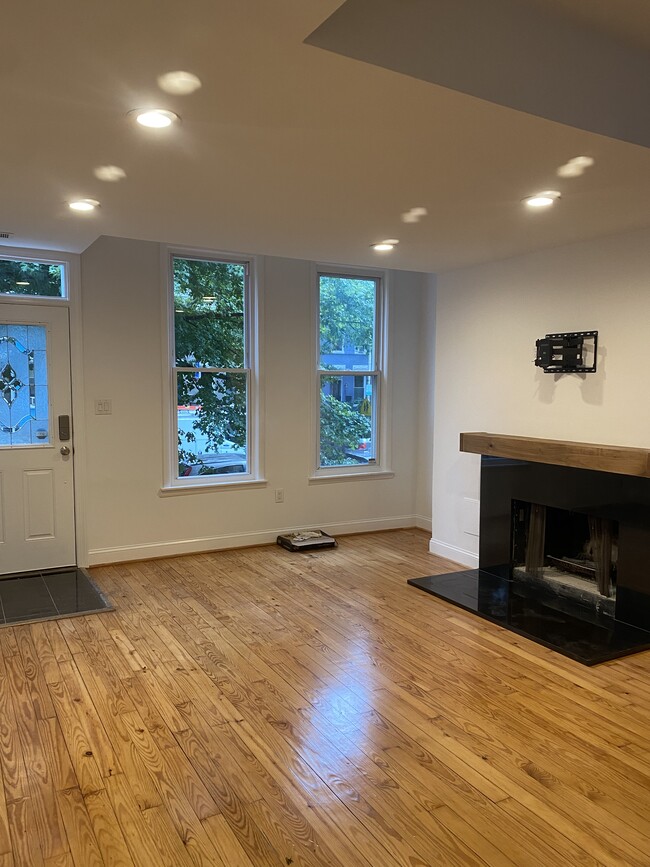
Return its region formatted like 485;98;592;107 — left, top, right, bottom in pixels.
277;529;337;552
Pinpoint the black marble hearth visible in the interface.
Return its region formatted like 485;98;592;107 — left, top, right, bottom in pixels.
408;570;650;665
410;440;650;665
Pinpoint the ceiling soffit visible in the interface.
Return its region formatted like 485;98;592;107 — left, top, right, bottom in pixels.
306;0;650;149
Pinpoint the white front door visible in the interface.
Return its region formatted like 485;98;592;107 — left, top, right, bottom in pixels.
0;304;75;575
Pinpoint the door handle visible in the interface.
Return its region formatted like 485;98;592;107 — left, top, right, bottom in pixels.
60;446;71;457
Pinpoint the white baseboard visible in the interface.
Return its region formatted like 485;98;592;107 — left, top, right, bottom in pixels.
428;537;478;569
414;514;432;532
87;514;419;566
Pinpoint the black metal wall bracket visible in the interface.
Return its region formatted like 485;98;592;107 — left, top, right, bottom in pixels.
534;331;598;374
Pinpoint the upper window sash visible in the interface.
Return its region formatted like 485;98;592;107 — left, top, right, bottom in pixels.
318;272;378;372
172;254;249;370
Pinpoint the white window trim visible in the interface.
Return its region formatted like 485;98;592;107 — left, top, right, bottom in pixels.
0;248;70;301
310;263;393;481
160;245;265;492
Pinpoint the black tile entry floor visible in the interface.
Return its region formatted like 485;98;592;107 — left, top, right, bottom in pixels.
0;568;112;627
408;570;650;665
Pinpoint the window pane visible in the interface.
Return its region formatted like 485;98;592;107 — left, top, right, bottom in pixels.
0;324;49;446
177;371;247;477
319;275;376;370
174;258;245;368
320;374;375;467
0;259;64;298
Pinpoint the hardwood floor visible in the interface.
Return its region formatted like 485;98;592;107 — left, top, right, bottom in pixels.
1;529;650;865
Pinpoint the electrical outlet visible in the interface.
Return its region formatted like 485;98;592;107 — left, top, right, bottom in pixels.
95;399;112;415
274;488;284;503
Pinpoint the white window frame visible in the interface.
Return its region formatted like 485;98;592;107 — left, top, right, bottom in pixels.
311;264;393;482
0;252;69;300
161;247;265;493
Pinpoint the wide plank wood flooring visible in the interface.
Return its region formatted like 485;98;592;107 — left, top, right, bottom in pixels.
1;529;650;865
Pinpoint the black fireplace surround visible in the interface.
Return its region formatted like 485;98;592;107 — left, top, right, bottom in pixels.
480;457;650;628
409;439;650;665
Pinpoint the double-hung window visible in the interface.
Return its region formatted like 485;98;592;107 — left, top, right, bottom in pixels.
315;270;387;476
167;253;259;487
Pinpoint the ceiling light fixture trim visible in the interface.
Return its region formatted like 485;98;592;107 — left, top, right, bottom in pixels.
372;239;399;252
130;109;180;128
523;190;561;208
68;198;100;212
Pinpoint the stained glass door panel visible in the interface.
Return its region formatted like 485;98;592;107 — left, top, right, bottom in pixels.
0;324;49;446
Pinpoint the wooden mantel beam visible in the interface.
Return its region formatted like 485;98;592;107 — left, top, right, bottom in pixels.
460;432;650;479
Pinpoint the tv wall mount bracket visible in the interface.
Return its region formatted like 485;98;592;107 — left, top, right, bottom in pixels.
534;330;598;374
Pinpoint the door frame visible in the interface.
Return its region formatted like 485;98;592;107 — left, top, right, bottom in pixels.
0;244;89;567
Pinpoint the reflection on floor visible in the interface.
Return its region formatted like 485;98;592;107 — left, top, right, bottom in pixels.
408;569;650;665
0;568;112;626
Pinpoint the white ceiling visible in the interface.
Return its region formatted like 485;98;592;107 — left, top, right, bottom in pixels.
307;0;650;148
535;0;650;49
1;0;649;273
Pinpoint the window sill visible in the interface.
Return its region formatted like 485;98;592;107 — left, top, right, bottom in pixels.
159;479;268;497
308;470;394;485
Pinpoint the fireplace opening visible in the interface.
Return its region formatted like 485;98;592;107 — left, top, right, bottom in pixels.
512;500;618;616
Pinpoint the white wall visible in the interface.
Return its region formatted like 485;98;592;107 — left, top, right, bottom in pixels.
414;273;436;530
430;227;650;567
80;236;428;564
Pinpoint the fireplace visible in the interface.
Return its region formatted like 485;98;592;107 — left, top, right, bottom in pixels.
408;433;650;664
512;500;618;616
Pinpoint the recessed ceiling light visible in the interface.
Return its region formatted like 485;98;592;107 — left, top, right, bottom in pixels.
556;164;582;178
523;190;561;209
94;165;127;182
401;206;428;224
157;71;202;95
68;198;100;212
557;155;595;178
131;109;180;129
372;242;396;252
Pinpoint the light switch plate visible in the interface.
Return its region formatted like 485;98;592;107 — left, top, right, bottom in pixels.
95;399;112;415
